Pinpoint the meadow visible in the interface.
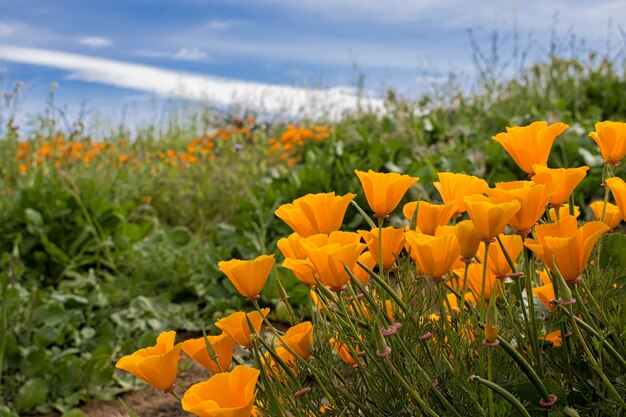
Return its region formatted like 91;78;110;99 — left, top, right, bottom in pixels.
0;50;625;417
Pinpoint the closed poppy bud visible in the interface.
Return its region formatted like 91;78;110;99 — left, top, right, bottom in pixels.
589;121;626;165
525;216;609;283
181;333;235;374
433;172;489;213
531;165;589;207
454;220;480;261
492;121;569;175
606;177;626;222
278;321;314;360
490;181;553;234
590;201;622;229
182;365;260;417
274;192;356;237
215;308;270;347
354;169;419;217
484;295;498;345
358;226;405;268
405;231;460;281
463;195;521;241
116;331;182;391
403;201;458;235
219;254;275;299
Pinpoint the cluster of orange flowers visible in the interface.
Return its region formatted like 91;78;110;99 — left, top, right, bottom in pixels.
268;124;330;167
115;120;626;416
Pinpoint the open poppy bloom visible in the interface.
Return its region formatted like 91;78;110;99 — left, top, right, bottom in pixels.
590;201;622;229
262;346;296;380
531;165;589;207
277;321;314;360
492;121;569;175
274;192;356;237
218;254;275;299
215;308;270;347
403;201;458;235
354;169;419;217
463;195;521;241
433;172;489;213
589;121;626;165
481;234;523;278
302;237;366;291
116;331;182;391
490;181;553;234
181;365;260;417
353;251;376;283
533;282;556;312
606;177;626;222
548;204;580;222
524;216;610;283
329;337;360;366
458;263;500;303
405;231;460;281
358;226;406;268
181;333;235;374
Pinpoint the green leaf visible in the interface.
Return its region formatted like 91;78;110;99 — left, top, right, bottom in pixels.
167;227;191;247
599;233;626;270
14;378;49;412
61;409;87;417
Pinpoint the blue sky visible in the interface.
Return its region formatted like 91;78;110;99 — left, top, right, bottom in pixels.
0;0;624;123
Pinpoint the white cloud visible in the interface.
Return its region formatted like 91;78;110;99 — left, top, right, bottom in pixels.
0;23;14;38
135;47;209;62
79;36;113;48
0;45;384;119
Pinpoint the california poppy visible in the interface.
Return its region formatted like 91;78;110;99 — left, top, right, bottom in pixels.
181;333;235;374
215;308;270;347
218;254;275;299
481;234;523;278
354;169;419;217
358;226;405;268
590;201;622;229
116;331;182;391
589;121;626;165
433;172;489;213
403;201;458;235
463;195;521;241
606;177;626;222
405;231;460;281
181;365;260;417
454;220;481;261
490;181;553;234
531;165;589;207
277;321;314;360
492;121;569;175
303;239;366;291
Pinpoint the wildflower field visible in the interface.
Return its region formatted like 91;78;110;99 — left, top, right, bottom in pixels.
1;56;626;417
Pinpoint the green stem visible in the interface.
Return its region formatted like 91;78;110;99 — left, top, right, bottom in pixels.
487;349;494;417
386;357;441;417
601;163;613;222
470;375;532;417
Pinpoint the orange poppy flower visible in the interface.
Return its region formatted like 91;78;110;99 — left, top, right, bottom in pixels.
533;282;555;312
543;330;563;347
454;220;481;261
463;195;521;241
589;121;626;165
492;121;569;175
433;172;489;213
491;181;553;234
403;201;458;235
215;308;270;347
218;254;275;299
115;331;182;391
262;346;296;380
181;333;235;374
302;238;366;291
606;177;626;222
524;216;609;283
481;234;523;278
590;201;622;229
531;165;589;207
405;231;460;281
274;192;356;237
277;321;314;360
353;251;376;283
181;365;260;417
358;226;406;268
548;204;580;222
459;263;499;303
329;337;360;366
354;169;419;217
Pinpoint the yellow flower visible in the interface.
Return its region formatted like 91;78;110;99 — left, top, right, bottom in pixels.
182;365;260;417
489;181;553;234
590;201;622;229
463;195;521;241
525;216;609;283
115;331;182;391
492;121;569;175
606;177;626;222
181;333;235;374
274;192;356;237
403;201;458;235
354;169;419;216
358;226;406;268
531;165;589;207
405;231;460;281
454;220;481;261
481;234;523;278
433;172;489;213
589;121;626;164
278;321;314;360
215;309;270;347
218;254;275;299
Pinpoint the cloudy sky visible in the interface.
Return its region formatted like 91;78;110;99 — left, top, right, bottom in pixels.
0;0;624;121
